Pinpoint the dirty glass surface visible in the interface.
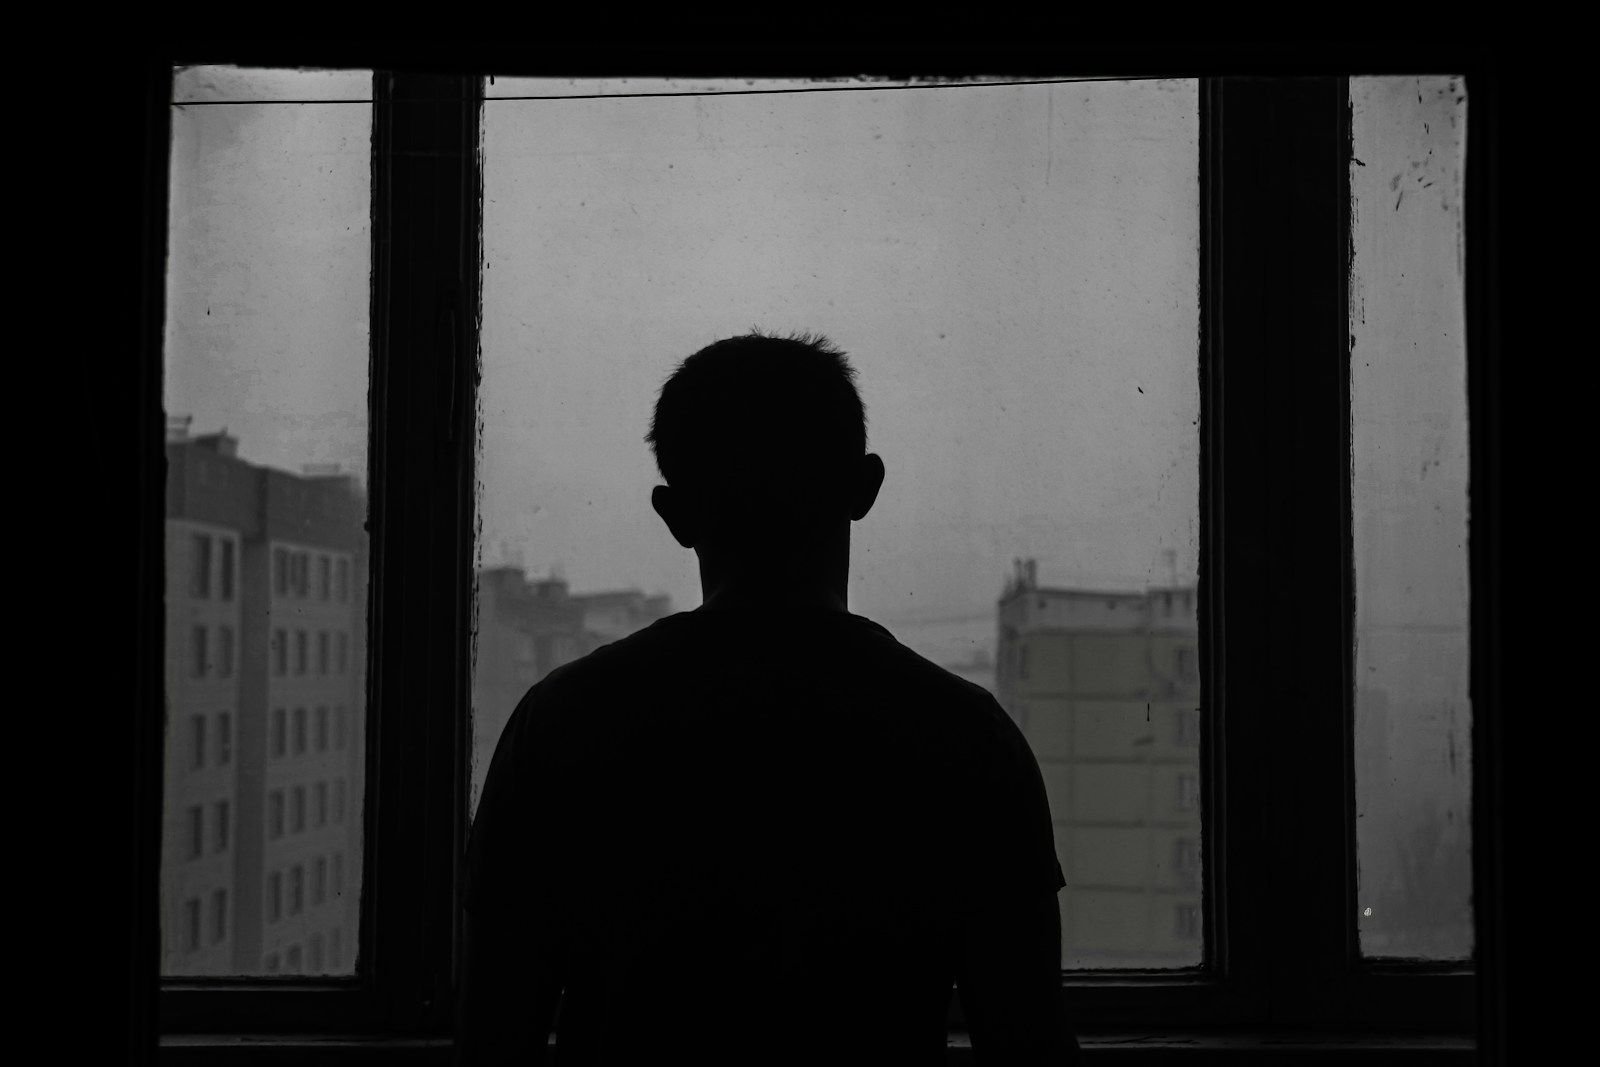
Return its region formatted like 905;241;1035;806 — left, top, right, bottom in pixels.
476;77;1201;968
161;66;370;976
1350;75;1472;960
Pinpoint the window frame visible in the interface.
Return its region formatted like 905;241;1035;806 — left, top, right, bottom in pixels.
128;49;1500;1061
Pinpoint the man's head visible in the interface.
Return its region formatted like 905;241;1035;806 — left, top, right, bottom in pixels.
647;330;884;554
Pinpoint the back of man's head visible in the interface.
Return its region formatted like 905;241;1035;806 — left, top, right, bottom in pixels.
647;330;868;537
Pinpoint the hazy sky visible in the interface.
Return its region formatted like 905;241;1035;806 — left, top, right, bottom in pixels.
164;71;1201;664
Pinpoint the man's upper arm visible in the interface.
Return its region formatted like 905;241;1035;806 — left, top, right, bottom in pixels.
955;703;1080;1061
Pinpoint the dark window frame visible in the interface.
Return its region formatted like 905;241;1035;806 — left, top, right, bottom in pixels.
130;50;1501;1063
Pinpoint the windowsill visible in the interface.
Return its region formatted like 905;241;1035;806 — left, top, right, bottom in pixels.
158;1030;1476;1061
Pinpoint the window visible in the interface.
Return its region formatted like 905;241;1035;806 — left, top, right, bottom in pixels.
273;629;287;676
310;933;325;972
219;538;235;601
268;871;282;923
1173;836;1199;891
190;715;205;770
215;800;229;852
191;534;211;598
336;557;350;603
137;62;1494;1056
217;626;234;678
1176;773;1198;813
315;781;328;827
291;786;305;834
297;552;310;598
295;630;307;675
184;898;202;954
293;708;307;755
314;855;327;904
315;706;328;751
211;889;228;945
318;631;329;675
191;626;207;679
267;791;283;840
271;709;286;758
217;713;232;765
289;865;304;915
187;805;203;860
285;944;302;973
274;548;290;597
319;555;331;600
332;852;344;897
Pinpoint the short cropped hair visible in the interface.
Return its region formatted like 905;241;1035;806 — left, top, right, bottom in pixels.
646;330;867;516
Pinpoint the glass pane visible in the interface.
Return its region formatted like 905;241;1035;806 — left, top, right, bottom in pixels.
1351;75;1472;959
476;78;1200;969
161;66;371;976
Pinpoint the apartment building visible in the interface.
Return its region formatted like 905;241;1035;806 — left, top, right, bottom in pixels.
996;558;1202;968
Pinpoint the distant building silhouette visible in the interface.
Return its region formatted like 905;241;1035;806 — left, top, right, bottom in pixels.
996;557;1201;967
164;427;366;975
471;568;671;807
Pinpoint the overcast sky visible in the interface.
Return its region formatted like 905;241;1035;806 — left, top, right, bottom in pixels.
165;71;1201;663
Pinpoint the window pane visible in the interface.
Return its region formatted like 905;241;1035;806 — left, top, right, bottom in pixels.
1350;76;1472;960
475;78;1201;969
161;66;370;977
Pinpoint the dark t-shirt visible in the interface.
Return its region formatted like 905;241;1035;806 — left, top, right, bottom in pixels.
465;607;1065;1064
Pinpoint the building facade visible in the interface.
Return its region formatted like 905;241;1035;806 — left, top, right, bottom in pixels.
164;429;366;976
996;558;1202;968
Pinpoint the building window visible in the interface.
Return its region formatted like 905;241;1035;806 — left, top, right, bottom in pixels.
335;706;347;750
215;800;230;852
271;709;286;758
1177;773;1199;812
219;538;235;601
315;707;328;752
295;630;307;675
211;888;228;945
290;865;304;915
292;786;306;833
297;552;310;598
333;779;346;823
191;626;208;678
1176;903;1201;940
187;805;203;860
318;630;329;674
332;852;344;897
310;932;325;972
1175;647;1193;680
218;625;234;678
267;791;284;840
217;712;232;765
319;554;331;600
268;871;282;923
336;558;350;603
184;898;201;953
315;781;328;827
273;629;287;676
338;632;350;673
1175;707;1199;747
191;534;211;598
285;944;302;973
190;715;206;770
1174;837;1200;891
314;855;327;904
274;547;290;597
293;707;307;755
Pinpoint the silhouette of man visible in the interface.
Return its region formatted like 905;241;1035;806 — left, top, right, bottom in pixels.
460;332;1080;1064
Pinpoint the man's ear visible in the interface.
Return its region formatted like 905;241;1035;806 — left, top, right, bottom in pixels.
652;484;698;549
849;453;886;522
